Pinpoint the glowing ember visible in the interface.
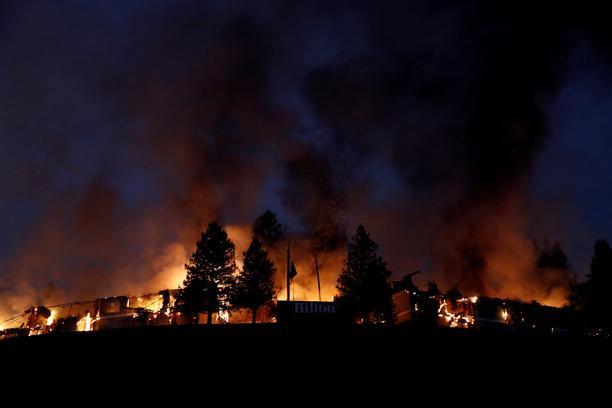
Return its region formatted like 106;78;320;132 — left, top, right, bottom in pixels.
438;298;475;328
46;311;55;326
85;313;92;331
217;310;230;323
77;312;94;332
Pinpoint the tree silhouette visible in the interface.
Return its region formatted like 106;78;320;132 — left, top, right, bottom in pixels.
446;284;462;302
537;240;569;270
231;237;277;323
587;240;612;327
535;240;572;309
426;281;440;297
568;239;612;329
336;225;394;324
253;210;285;248
568;277;588;313
174;221;236;324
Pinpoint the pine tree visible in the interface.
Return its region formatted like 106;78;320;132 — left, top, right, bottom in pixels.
231;238;276;323
174;221;236;324
586;240;612;327
568;239;612;328
537;240;569;270
253;210;285;248
336;225;394;324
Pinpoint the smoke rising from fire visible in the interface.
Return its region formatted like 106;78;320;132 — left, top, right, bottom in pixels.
2;0;611;320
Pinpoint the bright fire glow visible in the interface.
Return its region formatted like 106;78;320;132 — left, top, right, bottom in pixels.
217;310;230;323
77;312;93;332
46;311;55;326
438;298;475;328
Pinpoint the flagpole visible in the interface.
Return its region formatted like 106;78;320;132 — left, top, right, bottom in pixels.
286;240;291;302
314;253;321;302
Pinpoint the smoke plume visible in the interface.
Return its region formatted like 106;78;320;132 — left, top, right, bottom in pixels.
2;0;611;320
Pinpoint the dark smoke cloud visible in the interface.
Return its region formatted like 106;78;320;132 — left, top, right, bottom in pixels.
296;1;573;295
1;0;612;317
281;149;347;252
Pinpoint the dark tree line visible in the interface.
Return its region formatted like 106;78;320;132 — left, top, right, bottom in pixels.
174;208;612;332
530;238;612;331
569;239;612;330
175;212;396;325
174;212;281;324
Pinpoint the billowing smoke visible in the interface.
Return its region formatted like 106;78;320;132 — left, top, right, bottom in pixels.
1;0;610;320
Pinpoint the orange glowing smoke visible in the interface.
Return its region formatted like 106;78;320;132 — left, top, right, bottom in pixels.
136;224;342;303
430;192;571;308
226;225;342;302
0;209;570;328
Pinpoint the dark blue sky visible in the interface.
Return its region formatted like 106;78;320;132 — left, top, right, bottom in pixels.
531;42;612;274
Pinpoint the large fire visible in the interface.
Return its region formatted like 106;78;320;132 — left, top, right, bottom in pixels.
0;200;572;325
437;297;477;329
2;0;600;345
0;222;572;339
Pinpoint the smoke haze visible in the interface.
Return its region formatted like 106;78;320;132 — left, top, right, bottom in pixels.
2;0;612;319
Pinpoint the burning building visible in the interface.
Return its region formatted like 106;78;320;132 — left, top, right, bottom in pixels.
0;289;182;338
391;273;571;334
0;278;575;341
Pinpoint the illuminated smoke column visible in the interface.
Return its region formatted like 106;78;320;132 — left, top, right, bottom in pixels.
3;1;612;320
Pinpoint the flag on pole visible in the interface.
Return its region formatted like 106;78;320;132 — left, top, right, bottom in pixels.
290;261;298;279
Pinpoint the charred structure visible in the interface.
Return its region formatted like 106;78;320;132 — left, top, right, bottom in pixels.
391;273;572;334
1;276;576;340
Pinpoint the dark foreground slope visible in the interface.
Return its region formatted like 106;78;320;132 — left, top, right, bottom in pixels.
1;324;610;402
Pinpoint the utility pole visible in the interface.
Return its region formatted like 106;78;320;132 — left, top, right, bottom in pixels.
314;254;321;302
286;240;291;302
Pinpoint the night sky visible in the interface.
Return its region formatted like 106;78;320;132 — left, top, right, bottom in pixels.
1;0;612;315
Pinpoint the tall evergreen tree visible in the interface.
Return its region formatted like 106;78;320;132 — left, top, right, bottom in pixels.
537;240;569;270
568;240;612;328
587;240;612;327
174;221;236;324
231;238;276;323
253;210;285;248
336;225;394;324
589;240;612;291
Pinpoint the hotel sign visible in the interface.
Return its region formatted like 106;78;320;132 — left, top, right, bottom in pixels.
277;301;340;325
293;301;336;314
